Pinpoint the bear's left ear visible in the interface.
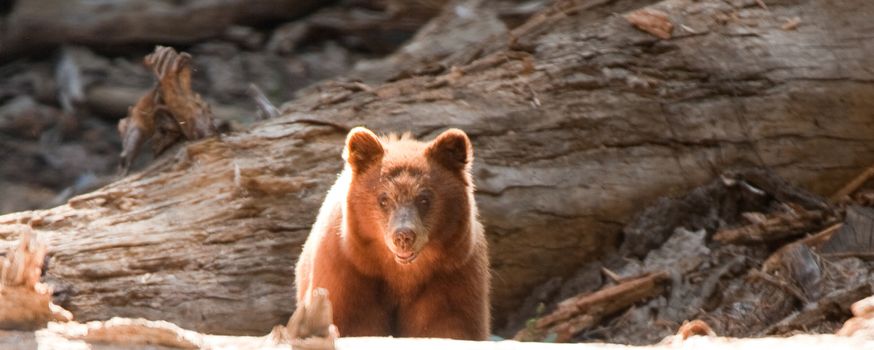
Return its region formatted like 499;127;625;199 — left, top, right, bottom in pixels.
426;128;472;172
344;127;384;173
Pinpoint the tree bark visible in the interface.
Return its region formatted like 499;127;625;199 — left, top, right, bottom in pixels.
2;0;874;336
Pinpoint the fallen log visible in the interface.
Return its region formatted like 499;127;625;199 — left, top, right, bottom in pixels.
1;321;873;350
1;0;874;336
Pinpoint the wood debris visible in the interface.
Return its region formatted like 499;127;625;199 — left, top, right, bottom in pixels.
0;228;72;330
661;320;716;344
821;206;874;259
755;0;769;10
55;46;86;114
510;168;874;343
117;46;218;173
248;84;281;121
56;317;203;349
514;271;670;342
624;8;673;40
837;295;874;337
831;164;874;201
713;206;832;244
781;17;802;31
765;284;871;336
272;288;337;350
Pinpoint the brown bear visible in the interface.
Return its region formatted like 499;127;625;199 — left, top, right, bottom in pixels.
294;127;490;340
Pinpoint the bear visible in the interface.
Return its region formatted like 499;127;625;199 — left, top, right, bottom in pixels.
293;127;490;340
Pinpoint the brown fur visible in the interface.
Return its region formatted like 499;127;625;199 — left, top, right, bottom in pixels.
294;127;490;339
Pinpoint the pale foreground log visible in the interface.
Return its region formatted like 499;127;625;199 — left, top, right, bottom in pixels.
1;0;874;335
0;320;872;350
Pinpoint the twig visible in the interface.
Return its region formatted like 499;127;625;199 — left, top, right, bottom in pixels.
798;223;842;248
600;267;622;283
819;252;874;260
277;119;351;133
247;84;281;121
714;208;830;244
831;164;874;201
749;269;810;305
761;284;871;336
55;46;85;114
755;0;769;10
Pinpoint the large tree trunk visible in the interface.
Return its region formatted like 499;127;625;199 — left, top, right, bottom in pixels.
1;0;873;335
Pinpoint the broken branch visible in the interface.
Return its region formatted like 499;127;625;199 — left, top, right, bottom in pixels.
515;271;670;342
714;207;830;244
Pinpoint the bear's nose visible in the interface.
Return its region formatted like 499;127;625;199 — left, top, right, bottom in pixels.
393;229;415;251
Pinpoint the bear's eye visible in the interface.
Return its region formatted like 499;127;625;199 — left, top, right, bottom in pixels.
378;193;389;209
416;192;431;210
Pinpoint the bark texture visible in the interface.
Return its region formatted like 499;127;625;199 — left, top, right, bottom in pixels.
1;0;874;335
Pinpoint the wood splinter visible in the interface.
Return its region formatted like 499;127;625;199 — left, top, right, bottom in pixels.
56;317;203;349
661;320;717;344
837;294;874;337
0;227;72;330
247;83;281;121
624;8;673;40
272;288;338;350
831;164;874;202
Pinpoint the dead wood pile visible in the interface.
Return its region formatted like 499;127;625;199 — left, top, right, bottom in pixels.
512;168;874;344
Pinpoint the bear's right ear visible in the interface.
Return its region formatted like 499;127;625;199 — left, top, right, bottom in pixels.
343;127;384;173
426;128;472;173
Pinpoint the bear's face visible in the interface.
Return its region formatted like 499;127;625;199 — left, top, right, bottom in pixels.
344;127;473;265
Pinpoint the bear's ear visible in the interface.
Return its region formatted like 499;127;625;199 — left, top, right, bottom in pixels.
426;128;472;172
344;127;384;173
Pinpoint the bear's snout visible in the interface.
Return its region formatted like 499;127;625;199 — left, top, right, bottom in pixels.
392;229;416;251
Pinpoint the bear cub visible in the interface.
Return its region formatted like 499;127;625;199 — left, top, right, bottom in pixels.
294;127;490;340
